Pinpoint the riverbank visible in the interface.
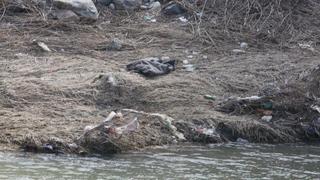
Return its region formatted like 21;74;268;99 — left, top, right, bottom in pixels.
0;0;319;155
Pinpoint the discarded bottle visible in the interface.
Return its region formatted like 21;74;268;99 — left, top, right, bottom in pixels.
204;95;216;101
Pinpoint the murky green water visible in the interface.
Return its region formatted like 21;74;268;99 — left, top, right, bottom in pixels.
0;143;320;179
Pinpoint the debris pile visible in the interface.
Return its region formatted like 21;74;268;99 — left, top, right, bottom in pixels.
217;65;320;142
79;109;185;154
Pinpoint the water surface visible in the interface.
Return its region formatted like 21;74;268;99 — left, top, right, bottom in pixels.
0;143;319;179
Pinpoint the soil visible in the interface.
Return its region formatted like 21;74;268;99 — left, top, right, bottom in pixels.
0;9;319;153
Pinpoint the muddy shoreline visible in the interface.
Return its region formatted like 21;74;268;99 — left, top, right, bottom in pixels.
1;1;320;155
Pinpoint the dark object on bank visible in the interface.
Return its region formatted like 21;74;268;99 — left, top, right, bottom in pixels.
126;58;176;77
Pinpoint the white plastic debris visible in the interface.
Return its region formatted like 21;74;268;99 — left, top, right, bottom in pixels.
183;64;194;72
236;138;249;143
182;60;189;64
107;74;117;86
178;17;188;23
311;105;320;113
104;111;117;122
37;41;51;52
298;43;315;52
261;115;272;122
84;125;96;133
240;42;248;49
238;96;262;101
232;49;246;54
160;56;170;61
114;117;139;135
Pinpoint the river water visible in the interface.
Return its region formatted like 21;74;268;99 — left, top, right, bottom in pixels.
0;143;319;179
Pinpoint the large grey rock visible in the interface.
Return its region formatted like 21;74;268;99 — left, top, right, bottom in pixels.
53;0;99;20
51;9;80;22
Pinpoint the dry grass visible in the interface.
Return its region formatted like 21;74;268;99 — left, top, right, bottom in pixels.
193;0;320;49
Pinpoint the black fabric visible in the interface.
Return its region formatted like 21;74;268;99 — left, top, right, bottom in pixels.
127;59;176;77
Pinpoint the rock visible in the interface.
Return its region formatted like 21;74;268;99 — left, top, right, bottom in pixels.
162;2;187;15
149;1;161;12
107;38;123;51
109;3;115;9
113;0;142;10
50;10;80;21
53;0;99;20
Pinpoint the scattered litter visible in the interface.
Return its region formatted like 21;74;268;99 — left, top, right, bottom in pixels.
84;125;96;133
261;102;273;110
104;111;117;122
236;138;249;143
240;42;248;49
144;15;157;22
114;117;139;135
160;56;171;61
261;115;272;122
178;16;188;23
187;55;193;59
34;40;51;52
238;96;262;101
232;49;246;54
298;43;315;52
106;74;117;86
195;128;217;137
183;64;194;72
311;105;320;114
127;58;176;77
182;60;189;64
79;109;187;154
202;55;208;59
42;144;54;152
204;95;216;101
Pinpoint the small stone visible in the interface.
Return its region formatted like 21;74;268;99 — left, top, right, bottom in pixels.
108;38;122;51
202;55;208;59
187;55;193;59
109;3;115;9
182;60;189;64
